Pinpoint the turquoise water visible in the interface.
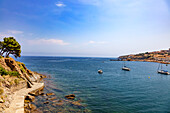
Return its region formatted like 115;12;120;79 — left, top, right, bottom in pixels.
17;56;170;113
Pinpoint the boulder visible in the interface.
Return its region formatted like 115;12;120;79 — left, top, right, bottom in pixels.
65;94;75;100
46;93;55;96
28;91;39;96
70;101;82;106
44;101;49;104
25;95;35;102
56;102;64;106
47;97;56;101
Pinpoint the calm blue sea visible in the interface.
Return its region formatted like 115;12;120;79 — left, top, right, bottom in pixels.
17;56;170;113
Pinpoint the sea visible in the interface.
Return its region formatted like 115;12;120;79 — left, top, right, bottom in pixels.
16;56;170;113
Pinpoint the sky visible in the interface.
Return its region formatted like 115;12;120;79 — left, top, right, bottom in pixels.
0;0;170;57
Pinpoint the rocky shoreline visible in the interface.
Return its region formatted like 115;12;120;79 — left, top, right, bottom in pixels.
25;77;90;113
0;57;89;113
0;57;46;113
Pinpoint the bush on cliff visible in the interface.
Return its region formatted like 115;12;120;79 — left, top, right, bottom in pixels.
8;71;20;78
0;67;8;76
0;66;20;77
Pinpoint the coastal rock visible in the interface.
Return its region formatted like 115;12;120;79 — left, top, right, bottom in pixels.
65;94;75;100
47;97;57;101
44;101;49;104
0;98;4;103
56;102;64;106
28;91;39;96
30;104;37;111
46;93;55;96
39;91;44;96
0;58;11;71
25;95;35;102
4;81;11;88
70;101;82;106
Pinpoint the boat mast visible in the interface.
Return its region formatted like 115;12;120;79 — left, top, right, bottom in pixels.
161;64;162;70
123;61;125;67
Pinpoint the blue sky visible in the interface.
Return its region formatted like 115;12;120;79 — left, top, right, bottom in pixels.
0;0;170;57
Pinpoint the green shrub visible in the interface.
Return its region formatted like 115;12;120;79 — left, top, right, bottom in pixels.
8;71;20;77
0;66;8;76
0;66;20;77
0;88;4;95
14;79;19;85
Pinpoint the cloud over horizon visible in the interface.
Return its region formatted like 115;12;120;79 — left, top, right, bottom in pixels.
28;39;69;46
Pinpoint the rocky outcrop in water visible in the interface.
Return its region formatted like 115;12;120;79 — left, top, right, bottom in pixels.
65;94;75;100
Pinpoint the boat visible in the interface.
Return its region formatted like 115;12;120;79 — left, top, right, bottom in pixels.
122;61;130;71
98;70;103;74
122;66;130;71
157;63;170;75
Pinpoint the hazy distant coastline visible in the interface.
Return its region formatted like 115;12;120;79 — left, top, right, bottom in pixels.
111;48;170;64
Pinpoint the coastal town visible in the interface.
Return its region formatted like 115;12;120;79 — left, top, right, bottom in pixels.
118;48;170;64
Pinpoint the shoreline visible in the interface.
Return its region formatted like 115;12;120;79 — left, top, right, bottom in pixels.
4;82;44;113
110;59;170;64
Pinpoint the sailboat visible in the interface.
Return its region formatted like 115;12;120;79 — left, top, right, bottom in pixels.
122;61;130;71
157;63;170;75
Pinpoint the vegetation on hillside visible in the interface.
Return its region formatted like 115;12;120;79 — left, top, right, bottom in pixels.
0;66;20;77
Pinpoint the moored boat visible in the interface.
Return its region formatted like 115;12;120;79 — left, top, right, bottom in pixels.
122;61;130;71
157;70;170;75
157;63;170;75
122;66;130;71
98;70;103;74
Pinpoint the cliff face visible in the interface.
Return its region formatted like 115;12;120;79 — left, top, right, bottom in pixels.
0;57;45;111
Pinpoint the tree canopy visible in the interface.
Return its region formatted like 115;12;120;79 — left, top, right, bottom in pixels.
0;37;21;58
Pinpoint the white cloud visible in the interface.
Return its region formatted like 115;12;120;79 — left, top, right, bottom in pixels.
89;41;95;44
7;30;23;34
28;39;69;45
56;3;66;7
88;40;107;44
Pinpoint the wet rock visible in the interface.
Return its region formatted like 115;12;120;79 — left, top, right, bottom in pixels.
25;95;35;102
47;97;57;101
30;104;37;111
46;93;55;96
52;100;58;103
44;101;49;104
56;102;64;106
25;103;37;111
32;109;43;113
24;108;31;113
65;94;75;100
58;100;63;102
39;91;45;96
70;101;82;106
28;89;40;96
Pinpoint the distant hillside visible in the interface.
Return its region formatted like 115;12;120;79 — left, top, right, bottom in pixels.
118;48;170;64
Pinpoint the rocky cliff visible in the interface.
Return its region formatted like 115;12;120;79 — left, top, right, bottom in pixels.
0;57;45;112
